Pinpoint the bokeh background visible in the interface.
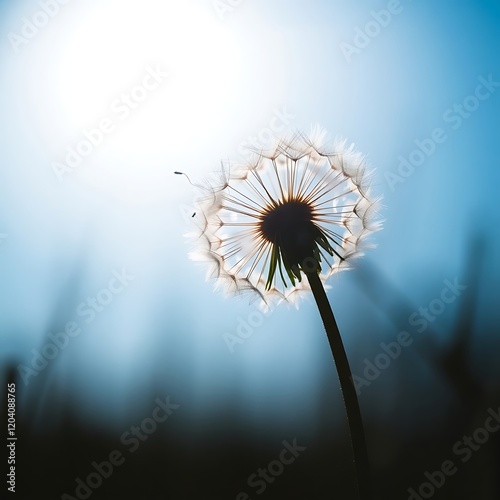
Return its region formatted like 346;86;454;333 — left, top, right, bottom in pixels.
1;0;499;498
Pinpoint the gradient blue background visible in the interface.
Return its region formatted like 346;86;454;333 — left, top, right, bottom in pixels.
1;0;499;457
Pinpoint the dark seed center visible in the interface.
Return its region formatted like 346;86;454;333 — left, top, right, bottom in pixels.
260;200;314;250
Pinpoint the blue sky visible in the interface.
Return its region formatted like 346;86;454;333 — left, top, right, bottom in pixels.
1;0;499;436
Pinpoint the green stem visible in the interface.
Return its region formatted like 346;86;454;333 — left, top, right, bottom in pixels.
306;271;371;500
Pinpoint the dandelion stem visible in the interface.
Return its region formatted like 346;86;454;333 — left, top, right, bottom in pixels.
306;270;371;500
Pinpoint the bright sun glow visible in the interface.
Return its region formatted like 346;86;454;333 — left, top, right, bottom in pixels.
30;0;241;203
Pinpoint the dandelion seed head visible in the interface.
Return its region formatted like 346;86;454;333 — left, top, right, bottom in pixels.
190;132;382;310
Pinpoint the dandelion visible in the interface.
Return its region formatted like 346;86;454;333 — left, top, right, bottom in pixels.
191;133;379;309
186;131;381;499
